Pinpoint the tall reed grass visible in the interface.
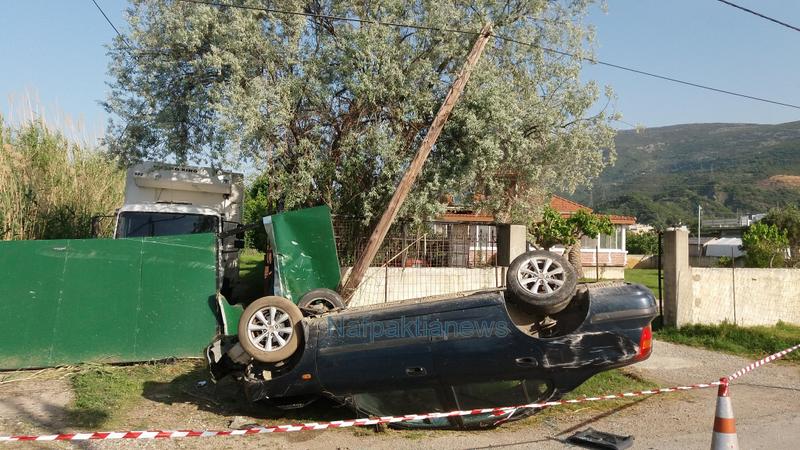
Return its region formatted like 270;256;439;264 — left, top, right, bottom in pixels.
0;116;124;240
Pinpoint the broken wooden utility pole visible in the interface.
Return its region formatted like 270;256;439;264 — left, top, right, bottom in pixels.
340;23;493;303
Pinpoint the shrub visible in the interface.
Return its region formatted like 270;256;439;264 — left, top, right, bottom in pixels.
626;231;659;255
741;222;789;268
0;117;124;240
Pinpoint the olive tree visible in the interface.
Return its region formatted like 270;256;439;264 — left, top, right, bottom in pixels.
741;222;789;268
762;206;800;263
105;0;617;227
530;205;613;278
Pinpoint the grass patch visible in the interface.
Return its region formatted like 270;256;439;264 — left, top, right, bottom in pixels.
232;249;266;303
67;360;204;429
570;368;652;399
504;368;655;431
656;321;800;362
624;268;660;295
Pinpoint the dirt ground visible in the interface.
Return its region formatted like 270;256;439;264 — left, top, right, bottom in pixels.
1;340;798;449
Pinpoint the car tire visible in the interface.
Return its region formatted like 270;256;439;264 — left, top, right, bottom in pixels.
298;288;345;315
506;250;577;316
238;296;303;363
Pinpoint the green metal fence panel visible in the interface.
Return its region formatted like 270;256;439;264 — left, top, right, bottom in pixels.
266;205;341;302
0;234;222;369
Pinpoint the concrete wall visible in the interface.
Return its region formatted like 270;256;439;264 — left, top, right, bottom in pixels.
663;228;800;327
627;254;658;269
580;266;625;281
343;267;504;307
689;268;800;326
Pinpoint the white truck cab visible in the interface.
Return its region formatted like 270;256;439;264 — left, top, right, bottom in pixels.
114;162;245;300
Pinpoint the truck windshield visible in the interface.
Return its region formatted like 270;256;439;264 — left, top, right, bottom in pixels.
116;212;218;238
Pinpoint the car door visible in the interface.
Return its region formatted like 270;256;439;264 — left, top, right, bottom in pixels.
314;308;437;394
429;297;545;383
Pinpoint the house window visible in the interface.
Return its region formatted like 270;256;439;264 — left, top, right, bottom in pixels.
580;227;624;250
472;225;496;247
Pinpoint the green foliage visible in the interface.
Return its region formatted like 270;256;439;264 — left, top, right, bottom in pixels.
762;205;800;261
530;205;614;249
656;322;800;362
741;222;789;268
0;116;125;240
529;206;572;250
717;256;734;267
626;231;659;254
570;208;614;239
242;173;275;250
106;0;617;225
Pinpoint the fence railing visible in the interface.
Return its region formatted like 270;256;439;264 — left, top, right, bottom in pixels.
333;217;504;306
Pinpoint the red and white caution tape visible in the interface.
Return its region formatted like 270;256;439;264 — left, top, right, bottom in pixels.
0;381;724;442
1;343;797;442
728;342;800;381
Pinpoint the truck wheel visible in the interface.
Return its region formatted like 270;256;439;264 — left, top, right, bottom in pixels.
506;250;577;316
298;288;345;315
238;296;303;363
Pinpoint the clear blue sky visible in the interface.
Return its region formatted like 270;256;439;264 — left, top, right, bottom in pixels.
1;0;798;141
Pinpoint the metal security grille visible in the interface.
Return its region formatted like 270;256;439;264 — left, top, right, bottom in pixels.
333;216;504;306
333;216;498;268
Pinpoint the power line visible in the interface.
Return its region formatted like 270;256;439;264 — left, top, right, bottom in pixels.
715;0;800;33
172;0;800;110
90;0;134;51
495;35;800;110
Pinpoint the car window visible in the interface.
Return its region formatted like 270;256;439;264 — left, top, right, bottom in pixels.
352;388;452;429
354;388;443;416
454;379;551;427
454;380;527;409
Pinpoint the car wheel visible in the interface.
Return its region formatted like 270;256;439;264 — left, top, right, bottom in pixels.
506;250;577;315
298;288;345;315
238;296;303;363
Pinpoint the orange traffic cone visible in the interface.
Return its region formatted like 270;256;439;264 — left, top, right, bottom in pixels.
711;378;739;450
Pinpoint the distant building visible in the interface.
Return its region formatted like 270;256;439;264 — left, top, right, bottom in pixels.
629;223;655;234
434;195;636;278
705;237;744;258
548;196;636;279
688;237;716;257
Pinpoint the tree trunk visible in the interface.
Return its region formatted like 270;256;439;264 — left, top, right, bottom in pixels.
567;242;584;279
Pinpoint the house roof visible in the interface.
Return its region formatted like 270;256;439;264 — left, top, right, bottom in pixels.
437;195;636;225
550;195;636;225
550;195;592;214
439;210;495;223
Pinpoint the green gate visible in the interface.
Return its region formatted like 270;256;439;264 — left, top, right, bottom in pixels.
0;233;225;369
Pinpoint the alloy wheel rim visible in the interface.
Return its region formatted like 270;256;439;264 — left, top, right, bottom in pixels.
247;306;293;352
517;255;566;295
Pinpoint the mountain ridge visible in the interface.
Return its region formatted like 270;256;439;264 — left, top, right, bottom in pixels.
573;120;800;228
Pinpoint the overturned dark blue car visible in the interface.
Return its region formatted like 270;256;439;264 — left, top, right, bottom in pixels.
207;244;656;429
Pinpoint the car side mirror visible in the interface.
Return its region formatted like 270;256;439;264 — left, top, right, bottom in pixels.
234;239;245;249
